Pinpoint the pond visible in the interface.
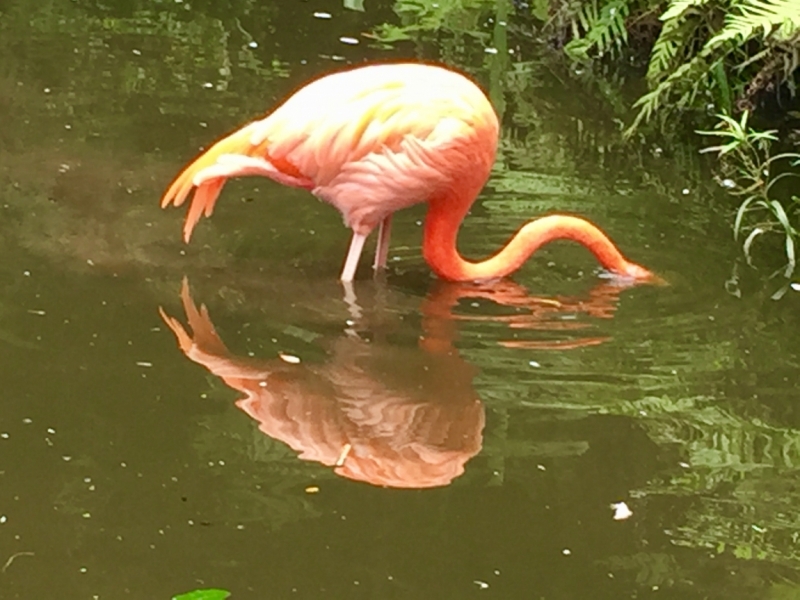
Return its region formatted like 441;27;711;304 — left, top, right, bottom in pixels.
1;0;799;598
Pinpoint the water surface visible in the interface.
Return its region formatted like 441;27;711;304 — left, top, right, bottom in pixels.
1;0;799;598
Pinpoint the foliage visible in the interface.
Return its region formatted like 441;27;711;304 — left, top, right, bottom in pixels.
697;111;800;282
517;0;800;134
629;0;800;133
563;0;631;61
173;590;231;600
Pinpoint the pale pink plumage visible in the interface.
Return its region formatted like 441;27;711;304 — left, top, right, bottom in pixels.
162;62;657;283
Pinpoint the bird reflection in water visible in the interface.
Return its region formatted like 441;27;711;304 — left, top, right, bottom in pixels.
160;278;632;488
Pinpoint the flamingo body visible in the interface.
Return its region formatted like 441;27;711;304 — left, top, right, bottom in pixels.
161;62;655;283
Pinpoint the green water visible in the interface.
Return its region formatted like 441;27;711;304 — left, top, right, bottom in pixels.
1;0;799;598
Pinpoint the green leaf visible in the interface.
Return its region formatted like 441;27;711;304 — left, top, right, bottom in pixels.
173;589;231;600
742;227;765;264
530;0;550;21
770;199;794;234
343;0;365;11
708;0;800;46
660;0;710;21
734;196;758;240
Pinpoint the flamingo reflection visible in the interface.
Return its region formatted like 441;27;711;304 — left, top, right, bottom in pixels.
160;278;631;488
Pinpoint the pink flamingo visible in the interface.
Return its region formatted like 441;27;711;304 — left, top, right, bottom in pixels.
161;63;656;283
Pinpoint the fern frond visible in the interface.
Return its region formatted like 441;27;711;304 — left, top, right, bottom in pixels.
627;52;717;135
660;0;712;22
709;0;800;45
647;15;700;83
565;0;630;60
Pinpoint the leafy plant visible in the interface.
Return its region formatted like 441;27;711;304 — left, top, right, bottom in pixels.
564;0;631;60
629;0;800;133
697;111;800;281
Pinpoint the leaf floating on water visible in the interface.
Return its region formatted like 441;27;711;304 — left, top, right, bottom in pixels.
172;589;231;600
611;502;633;521
279;353;301;364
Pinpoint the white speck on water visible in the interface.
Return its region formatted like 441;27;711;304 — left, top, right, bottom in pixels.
62;456;72;462
0;515;6;524
485;47;498;54
339;36;359;45
202;82;214;89
86;259;94;266
279;353;301;364
529;360;541;368
27;309;46;316
537;464;546;471
259;381;267;387
79;567;87;573
494;570;500;575
132;49;141;56
120;462;127;468
474;581;489;589
136;361;153;368
790;282;800;291
721;178;736;189
47;428;56;434
0;433;8;439
82;512;91;518
237;524;245;530
248;41;258;48
23;271;31;276
682;188;690;195
679;462;690;468
313;11;332;18
562;548;571;555
23;418;32;424
44;88;51;93
611;501;633;520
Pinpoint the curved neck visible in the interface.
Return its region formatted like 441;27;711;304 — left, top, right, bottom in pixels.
422;193;651;282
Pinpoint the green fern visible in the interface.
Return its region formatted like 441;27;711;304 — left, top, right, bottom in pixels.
646;0;715;84
564;0;630;60
709;0;800;44
660;0;712;21
631;0;800;132
647;12;703;83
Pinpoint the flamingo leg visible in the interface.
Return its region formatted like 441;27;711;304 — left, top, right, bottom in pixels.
373;216;392;272
340;232;367;282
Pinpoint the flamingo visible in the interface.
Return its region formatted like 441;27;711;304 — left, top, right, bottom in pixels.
161;62;656;283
